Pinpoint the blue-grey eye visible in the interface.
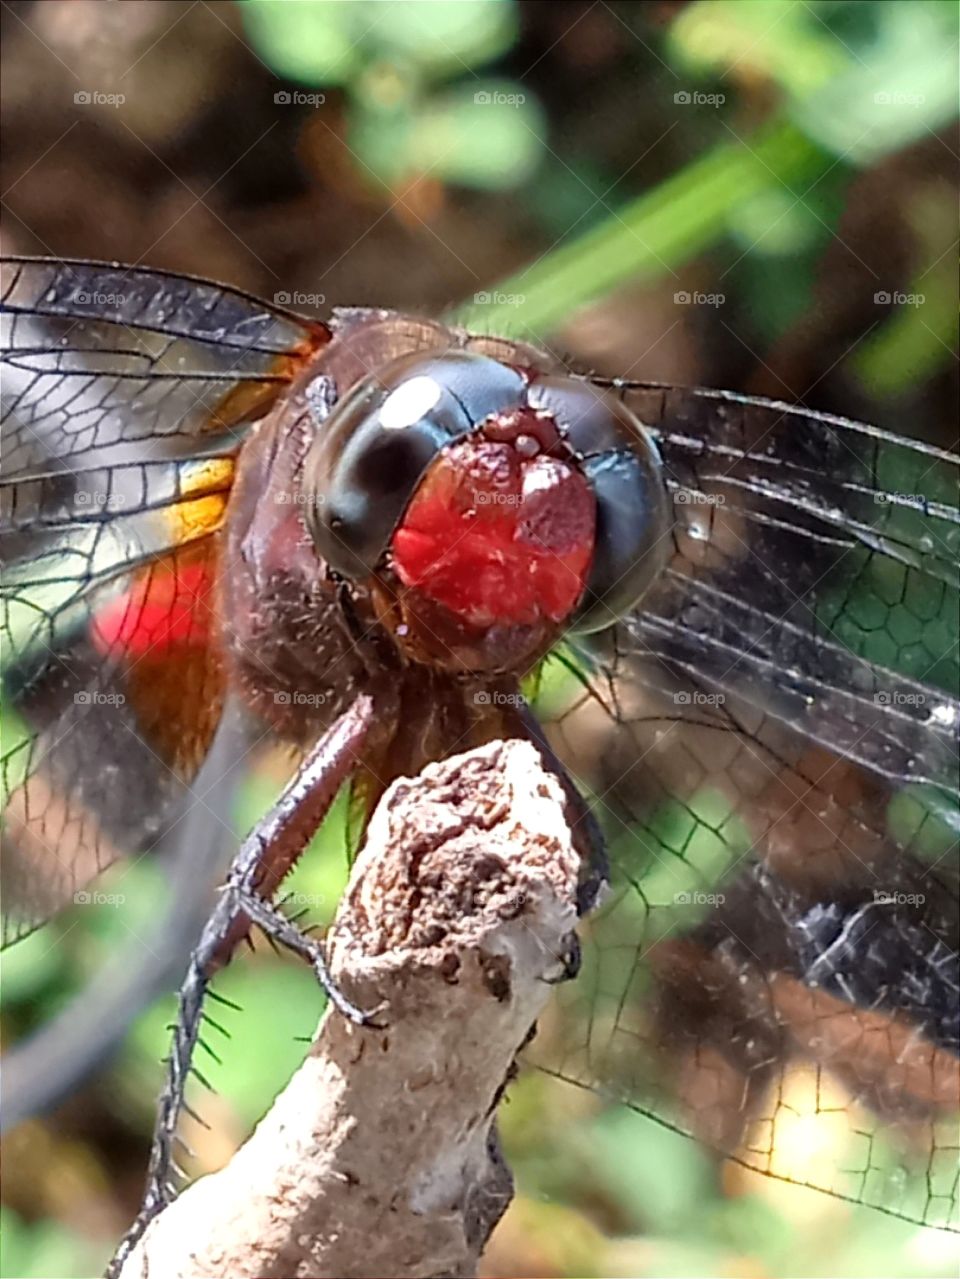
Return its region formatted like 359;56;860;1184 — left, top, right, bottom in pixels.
303;350;525;579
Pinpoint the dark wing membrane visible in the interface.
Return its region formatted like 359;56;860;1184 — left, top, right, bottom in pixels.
1;256;323;476
1;257;326;945
539;383;959;1229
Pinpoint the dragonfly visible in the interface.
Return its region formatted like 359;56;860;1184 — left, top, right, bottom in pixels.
1;256;957;1252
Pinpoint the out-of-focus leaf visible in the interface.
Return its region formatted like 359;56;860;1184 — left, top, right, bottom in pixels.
0;703;31;808
1;859;169;1012
727;185;829;258
522;156;614;237
356;0;517;77
852;271;959;395
242;0;517;86
0;924;67;1004
727;169;846;338
195;960;322;1124
242;0;366;85
587;1105;717;1233
614;787;750;913
0;1207;106;1279
410;84;544;188
888;786;960;863
669;0;958;164
350;83;544;190
668;0;848;98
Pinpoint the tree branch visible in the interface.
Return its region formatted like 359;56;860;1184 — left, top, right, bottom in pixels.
118;737;580;1279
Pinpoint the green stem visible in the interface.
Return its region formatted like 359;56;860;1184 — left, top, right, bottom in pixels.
449;117;828;340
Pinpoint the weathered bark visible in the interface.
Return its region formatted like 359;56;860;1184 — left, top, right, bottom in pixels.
119;737;580;1279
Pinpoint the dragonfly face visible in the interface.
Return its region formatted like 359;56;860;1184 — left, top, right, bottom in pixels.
1;257;957;1230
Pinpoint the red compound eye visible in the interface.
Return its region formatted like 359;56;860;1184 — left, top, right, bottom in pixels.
391;438;595;629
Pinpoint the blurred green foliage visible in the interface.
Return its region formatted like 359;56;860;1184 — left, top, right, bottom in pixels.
670;0;958;163
451;118;828;337
456;0;959;364
242;0;544;190
1;1208;104;1279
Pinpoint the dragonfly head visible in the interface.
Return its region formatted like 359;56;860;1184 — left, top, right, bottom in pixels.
304;349;669;674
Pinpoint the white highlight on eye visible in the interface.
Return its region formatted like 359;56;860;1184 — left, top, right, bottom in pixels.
521;466;555;496
379;376;443;430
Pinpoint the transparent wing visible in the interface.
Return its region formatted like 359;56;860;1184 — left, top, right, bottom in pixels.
1;255;321;474
539;382;959;1229
0;257;327;945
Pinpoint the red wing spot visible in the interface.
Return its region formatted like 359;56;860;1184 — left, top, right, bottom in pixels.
91;562;214;659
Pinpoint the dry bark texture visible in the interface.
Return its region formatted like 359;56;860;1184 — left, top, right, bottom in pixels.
119;737;580;1279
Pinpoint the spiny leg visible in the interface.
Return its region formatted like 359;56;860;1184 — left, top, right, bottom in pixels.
107;695;376;1278
516;702;608;917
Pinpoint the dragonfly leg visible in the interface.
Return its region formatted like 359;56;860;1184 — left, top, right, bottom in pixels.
222;888;384;1024
516;703;609;915
106;695;376;1278
105;892;232;1278
546;929;581;984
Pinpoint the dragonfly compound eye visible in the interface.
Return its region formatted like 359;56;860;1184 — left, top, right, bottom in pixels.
303;350;525;580
526;376;671;635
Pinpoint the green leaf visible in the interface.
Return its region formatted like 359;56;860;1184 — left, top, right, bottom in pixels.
349;82;544;190
357;0;517;77
127;957;323;1131
407;84;545;188
242;0;365;86
587;1105;717;1233
669;0;959;165
243;0;517;86
615;787;751;915
0;1207;107;1279
0;921;67;1004
888;786;960;863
